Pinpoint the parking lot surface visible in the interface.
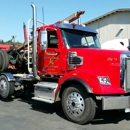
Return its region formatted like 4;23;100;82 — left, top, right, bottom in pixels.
0;94;130;130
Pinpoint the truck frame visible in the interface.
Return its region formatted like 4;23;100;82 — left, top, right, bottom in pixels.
0;3;130;125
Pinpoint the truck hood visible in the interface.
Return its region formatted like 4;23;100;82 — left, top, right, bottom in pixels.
69;48;129;87
69;48;127;72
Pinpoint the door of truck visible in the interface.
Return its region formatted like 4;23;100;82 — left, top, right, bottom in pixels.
39;30;62;76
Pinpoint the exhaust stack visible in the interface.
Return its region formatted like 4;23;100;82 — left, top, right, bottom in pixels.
23;22;28;42
31;3;40;80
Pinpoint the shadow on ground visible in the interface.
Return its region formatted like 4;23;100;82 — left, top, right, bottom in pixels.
1;93;130;125
91;109;130;125
15;93;68;121
16;94;130;125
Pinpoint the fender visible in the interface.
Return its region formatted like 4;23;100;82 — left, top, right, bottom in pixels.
0;73;16;82
60;77;93;93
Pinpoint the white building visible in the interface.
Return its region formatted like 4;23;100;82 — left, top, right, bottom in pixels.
84;9;130;44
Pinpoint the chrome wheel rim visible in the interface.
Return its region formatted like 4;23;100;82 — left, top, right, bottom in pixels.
0;79;8;96
67;92;85;116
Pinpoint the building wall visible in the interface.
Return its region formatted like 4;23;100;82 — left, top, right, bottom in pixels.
86;12;130;44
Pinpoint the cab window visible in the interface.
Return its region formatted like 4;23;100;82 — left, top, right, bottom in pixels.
48;31;58;48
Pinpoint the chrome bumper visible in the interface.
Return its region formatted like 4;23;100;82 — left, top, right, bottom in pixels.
102;96;130;110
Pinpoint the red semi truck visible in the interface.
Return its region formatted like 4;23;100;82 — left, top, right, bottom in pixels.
0;3;130;124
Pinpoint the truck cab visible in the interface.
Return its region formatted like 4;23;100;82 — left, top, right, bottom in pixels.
38;23;100;76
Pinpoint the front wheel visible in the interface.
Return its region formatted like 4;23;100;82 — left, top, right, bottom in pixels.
0;75;14;98
62;84;96;124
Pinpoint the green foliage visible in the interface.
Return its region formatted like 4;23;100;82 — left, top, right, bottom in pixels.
0;39;4;43
0;40;23;45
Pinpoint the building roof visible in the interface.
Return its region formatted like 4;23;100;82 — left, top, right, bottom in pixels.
84;8;130;25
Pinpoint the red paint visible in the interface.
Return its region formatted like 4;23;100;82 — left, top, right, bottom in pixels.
23;23;28;42
37;24;127;96
0;44;12;51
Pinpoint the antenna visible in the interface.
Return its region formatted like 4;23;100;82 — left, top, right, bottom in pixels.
42;6;44;25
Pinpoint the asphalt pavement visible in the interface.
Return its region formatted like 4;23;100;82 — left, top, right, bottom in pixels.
0;94;130;130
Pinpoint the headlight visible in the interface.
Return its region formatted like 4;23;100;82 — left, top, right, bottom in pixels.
98;76;111;85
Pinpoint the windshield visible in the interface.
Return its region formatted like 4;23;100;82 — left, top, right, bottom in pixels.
61;29;101;48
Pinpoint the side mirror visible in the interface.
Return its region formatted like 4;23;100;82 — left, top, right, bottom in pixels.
127;46;130;51
40;30;48;50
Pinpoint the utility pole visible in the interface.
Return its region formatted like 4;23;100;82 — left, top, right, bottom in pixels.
12;35;17;43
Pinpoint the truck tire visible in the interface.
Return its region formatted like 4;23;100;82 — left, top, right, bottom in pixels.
0;75;14;98
0;50;9;72
0;52;2;69
1;50;9;70
62;84;96;124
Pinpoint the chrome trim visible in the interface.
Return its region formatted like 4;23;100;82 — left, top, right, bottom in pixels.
68;52;83;70
120;52;130;91
33;82;58;103
31;3;40;80
102;95;130;110
1;73;16;81
67;92;85;116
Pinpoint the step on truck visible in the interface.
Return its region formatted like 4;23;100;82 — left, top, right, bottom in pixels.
0;3;130;125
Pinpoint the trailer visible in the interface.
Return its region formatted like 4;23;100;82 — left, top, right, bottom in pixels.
101;38;130;50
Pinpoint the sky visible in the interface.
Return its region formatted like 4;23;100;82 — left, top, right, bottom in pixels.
1;0;130;43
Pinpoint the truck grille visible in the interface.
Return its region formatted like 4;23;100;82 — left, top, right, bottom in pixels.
120;53;130;92
120;52;130;93
126;58;130;91
69;56;82;65
68;52;83;70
